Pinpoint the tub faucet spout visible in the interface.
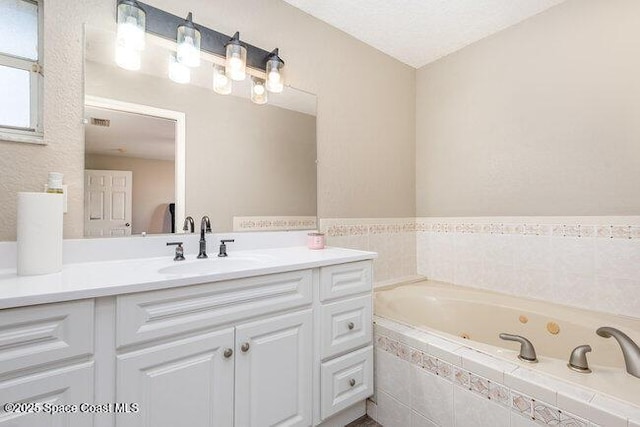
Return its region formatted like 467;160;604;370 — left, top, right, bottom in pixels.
596;327;640;378
499;333;538;363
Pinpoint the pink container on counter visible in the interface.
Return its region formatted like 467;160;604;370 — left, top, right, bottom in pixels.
307;232;325;250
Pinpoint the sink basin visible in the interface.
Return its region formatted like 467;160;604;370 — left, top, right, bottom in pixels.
158;255;273;276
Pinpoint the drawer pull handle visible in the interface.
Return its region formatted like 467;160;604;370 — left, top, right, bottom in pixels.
347;322;355;330
223;348;233;358
349;379;356;387
241;342;250;353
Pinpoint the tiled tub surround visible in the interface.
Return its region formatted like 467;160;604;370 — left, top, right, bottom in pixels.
320;218;418;285
415;216;640;319
370;317;640;427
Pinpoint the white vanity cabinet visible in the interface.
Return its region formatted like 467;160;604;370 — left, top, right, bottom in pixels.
0;300;95;426
0;254;374;427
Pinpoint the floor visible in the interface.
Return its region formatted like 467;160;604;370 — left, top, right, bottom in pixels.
345;415;382;426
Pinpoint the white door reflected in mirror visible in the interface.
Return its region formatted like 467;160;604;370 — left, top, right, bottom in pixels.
84;170;133;237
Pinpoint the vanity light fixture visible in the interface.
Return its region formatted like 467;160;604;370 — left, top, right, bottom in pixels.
225;32;247;81
169;54;190;84
251;77;268;105
115;0;146;70
176;12;201;68
265;48;285;93
213;64;232;95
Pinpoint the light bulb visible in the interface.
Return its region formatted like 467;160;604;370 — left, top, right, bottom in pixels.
251;79;268;105
225;34;247;81
115;45;141;71
213;65;232;95
169;55;190;84
177;35;200;67
117;17;145;51
265;51;285;93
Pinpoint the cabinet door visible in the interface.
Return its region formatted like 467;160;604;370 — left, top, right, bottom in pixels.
0;362;94;426
235;310;312;427
116;328;234;427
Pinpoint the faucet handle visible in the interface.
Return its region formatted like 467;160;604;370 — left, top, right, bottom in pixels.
166;242;185;261
499;333;538;363
568;345;592;373
218;239;235;257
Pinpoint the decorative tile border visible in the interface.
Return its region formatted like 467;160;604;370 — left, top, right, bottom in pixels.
320;218;640;239
232;216;317;231
375;331;589;427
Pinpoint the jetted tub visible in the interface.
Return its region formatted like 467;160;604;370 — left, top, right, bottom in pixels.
374;279;640;410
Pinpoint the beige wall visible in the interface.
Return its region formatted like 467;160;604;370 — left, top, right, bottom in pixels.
416;0;640;217
85;154;175;234
0;0;416;241
86;61;317;232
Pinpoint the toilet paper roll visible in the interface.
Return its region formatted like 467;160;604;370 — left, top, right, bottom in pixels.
17;192;64;276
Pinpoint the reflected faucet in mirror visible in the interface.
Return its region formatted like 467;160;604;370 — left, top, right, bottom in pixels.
198;216;212;259
183;216;195;233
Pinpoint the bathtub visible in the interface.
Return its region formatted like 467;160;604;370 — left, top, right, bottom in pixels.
372;280;640;426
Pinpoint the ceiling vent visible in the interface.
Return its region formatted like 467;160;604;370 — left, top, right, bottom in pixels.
90;117;111;127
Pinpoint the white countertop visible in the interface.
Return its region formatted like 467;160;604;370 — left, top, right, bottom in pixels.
0;246;376;309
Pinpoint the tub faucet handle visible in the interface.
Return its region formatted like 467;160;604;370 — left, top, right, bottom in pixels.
568;345;592;373
499;333;538;363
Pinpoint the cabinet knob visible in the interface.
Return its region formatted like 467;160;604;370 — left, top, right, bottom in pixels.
347;322;355;330
241;342;250;353
223;348;233;358
349;378;356;387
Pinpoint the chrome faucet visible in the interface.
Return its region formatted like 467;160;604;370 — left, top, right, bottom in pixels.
183;216;195;233
596;327;640;378
197;216;212;259
499;333;538;363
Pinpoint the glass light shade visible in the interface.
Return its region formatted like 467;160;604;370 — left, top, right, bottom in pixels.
169;55;190;84
251;78;268;105
225;43;247;81
177;21;201;67
115;45;141;71
213;65;232;95
116;1;146;51
265;58;284;93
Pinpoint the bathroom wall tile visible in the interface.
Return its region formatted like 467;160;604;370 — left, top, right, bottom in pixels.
377;390;412;427
511;391;534;418
424;333;463;365
454;386;510;427
595;238;640;280
550;237;596;276
437;359;453;379
411;411;437;427
366;398;378;422
397;342;411;361
375;348;411;403
555;386;595;421
505;369;557;405
559;412;588;427
587;394;632;427
533;400;560;425
469;374;490;397
453;366;470;388
488;382;510;407
402;329;431;352
411;365;454;427
511;412;539;427
457;347;518;383
423;354;439;375
411;347;425;366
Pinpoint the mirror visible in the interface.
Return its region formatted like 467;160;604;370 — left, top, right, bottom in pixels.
83;26;317;237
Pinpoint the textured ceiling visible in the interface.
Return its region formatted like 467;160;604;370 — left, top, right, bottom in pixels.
282;0;567;68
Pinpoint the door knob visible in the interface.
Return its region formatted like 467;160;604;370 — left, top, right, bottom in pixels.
347;322;355;330
241;342;250;352
223;348;233;358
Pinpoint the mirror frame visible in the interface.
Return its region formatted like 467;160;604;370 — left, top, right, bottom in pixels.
84;95;187;234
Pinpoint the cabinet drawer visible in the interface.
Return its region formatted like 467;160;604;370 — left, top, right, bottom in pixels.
320;346;373;420
319;261;372;302
320;295;372;359
0;300;94;376
117;270;312;347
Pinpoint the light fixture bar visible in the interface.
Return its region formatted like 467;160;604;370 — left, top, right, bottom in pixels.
135;1;276;71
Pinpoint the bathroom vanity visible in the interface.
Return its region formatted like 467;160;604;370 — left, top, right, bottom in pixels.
0;246;375;427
